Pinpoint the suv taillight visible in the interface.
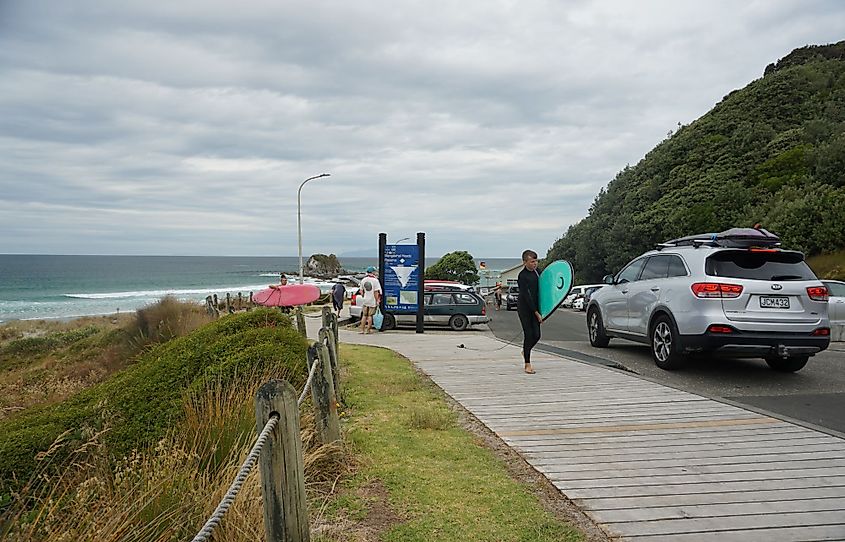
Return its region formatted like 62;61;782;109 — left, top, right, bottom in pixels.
812;328;830;336
691;282;743;298
807;286;829;302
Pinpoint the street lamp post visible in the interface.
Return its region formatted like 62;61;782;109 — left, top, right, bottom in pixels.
298;173;331;284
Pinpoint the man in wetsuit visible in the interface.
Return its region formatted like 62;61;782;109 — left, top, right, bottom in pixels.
517;249;542;374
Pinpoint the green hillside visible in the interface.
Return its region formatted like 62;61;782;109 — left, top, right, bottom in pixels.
547;41;845;283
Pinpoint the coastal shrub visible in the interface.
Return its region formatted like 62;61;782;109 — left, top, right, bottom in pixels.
125;296;212;346
0;308;308;493
0;326;100;357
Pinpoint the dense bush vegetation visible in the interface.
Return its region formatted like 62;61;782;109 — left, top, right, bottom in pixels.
0;308;308;494
547;41;845;281
425;250;480;284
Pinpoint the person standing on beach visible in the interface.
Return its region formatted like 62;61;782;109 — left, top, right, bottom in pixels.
359;266;382;334
517;250;542;374
331;280;346;316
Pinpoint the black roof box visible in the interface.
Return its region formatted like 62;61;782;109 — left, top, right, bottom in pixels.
659;227;781;249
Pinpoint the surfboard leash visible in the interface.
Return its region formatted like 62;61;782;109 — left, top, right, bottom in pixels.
456;329;524;352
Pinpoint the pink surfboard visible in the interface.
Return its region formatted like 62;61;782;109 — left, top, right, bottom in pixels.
253;284;321;307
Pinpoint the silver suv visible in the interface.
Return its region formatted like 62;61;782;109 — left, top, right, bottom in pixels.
586;229;831;372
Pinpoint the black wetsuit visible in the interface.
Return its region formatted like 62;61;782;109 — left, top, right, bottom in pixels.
517;267;541;364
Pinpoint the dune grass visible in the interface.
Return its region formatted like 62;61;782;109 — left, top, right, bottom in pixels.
321;344;584;542
0;308;348;541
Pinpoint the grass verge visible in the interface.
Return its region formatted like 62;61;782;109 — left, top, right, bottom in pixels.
319;344;584;542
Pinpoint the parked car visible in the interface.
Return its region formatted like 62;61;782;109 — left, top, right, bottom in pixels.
564;284;604;308
382;290;489;331
582;286;604;309
586;228;830;372
572;294;585;311
350;287;489;331
505;286;519;310
823;280;845;327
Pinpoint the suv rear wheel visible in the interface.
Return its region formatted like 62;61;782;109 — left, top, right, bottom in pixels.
651;315;685;370
765;355;809;373
587;308;610;347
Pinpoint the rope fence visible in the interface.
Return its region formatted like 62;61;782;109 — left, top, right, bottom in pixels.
190;415;280;542
190;308;341;542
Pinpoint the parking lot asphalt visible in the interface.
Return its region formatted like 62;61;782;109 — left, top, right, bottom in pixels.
486;306;845;436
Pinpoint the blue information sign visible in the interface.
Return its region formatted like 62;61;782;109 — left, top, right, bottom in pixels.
383;244;420;314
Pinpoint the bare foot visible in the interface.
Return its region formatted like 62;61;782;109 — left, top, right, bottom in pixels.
524;364;535;374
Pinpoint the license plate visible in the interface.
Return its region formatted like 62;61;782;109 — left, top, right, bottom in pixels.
760;296;790;309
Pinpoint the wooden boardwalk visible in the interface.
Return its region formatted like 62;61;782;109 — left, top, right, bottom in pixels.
341;331;845;541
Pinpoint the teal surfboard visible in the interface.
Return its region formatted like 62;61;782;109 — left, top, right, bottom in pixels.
539;260;574;321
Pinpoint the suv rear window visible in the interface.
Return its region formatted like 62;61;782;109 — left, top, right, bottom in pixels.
705;250;817;281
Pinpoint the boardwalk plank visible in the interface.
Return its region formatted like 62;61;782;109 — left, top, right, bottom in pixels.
622;524;845;541
579;485;845;510
589;496;845;522
607;510;845;537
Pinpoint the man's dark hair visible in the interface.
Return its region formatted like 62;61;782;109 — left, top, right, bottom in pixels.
522;249;538;261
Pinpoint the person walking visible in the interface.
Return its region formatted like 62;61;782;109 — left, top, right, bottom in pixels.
359;266;382;334
331;280;346;316
517;250;542;374
493;282;503;311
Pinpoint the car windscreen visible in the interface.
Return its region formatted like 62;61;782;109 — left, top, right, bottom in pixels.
705;250;816;281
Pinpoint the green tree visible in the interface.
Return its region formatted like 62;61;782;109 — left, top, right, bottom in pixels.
425;251;479;285
545;40;845;283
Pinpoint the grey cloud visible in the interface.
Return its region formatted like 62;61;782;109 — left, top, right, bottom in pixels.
1;0;844;257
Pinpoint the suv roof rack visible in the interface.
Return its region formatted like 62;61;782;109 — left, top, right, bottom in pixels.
657;227;781;250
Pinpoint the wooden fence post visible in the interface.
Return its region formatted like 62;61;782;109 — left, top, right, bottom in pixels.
318;327;342;403
330;312;339;353
321;306;331;331
307;343;341;444
295;307;307;337
254;380;310;542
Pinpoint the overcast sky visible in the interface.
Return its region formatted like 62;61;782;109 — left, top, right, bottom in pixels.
1;1;843;258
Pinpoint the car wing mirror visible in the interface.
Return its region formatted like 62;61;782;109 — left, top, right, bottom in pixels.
603;274;615;285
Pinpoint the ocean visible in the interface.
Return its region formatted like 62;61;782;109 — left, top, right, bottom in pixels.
0;255;521;322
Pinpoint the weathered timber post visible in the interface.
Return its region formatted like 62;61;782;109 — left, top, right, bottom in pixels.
321;306;331;331
295;307;307;337
213;294;219;311
254;380;310;542
321;306;339;353
238;292;243;310
249;291;254;310
226;293;232;313
307;343;341;444
318;327;342;403
330;312;339;353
